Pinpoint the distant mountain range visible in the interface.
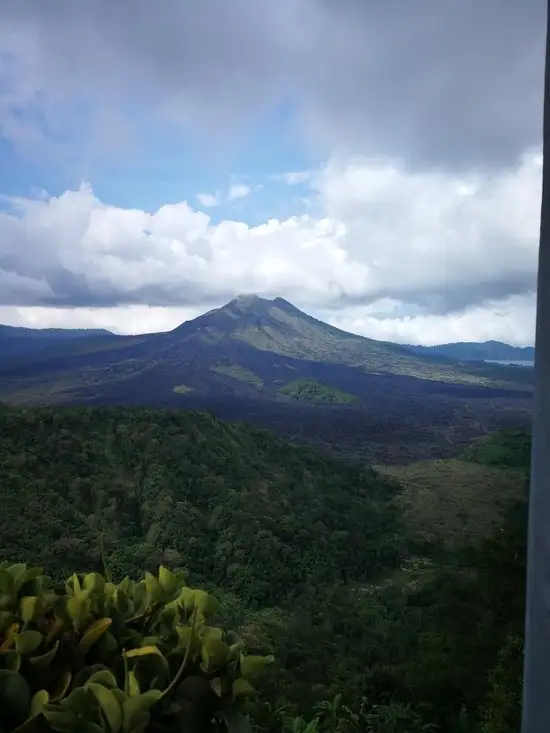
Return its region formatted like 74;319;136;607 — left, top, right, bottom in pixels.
0;296;533;462
402;340;535;363
1;318;533;373
0;295;532;408
0;324;115;367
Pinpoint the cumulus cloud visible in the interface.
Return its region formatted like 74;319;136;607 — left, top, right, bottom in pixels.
316;293;537;348
0;0;544;169
227;184;252;202
0;150;541;344
196;193;220;208
313;150;542;313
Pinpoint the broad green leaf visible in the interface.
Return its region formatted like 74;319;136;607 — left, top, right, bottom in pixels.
72;663;111;688
176;625;194;650
8;564;29;590
228;642;246;660
158;566;179;596
104;582;117;598
0;669;31;726
43;706;78;733
19;596;39;623
117;577;134;595
128;670;140;697
239;654;274;682
122;691;161;731
87;682;122;733
124;645;164;660
29;689;49;717
61;686;96;717
83;572;105;593
87;669;118;689
13;630;42;655
232;678;257;698
65;574;81;597
194;589;219;617
79;617;112;656
16;568;44;596
144;572;163;604
29;641;59;670
203;626;224;642
66;593;91;632
132;582;148;614
177;587;195;611
201;636;229;671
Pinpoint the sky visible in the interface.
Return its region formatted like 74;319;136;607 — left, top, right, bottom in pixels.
0;0;545;346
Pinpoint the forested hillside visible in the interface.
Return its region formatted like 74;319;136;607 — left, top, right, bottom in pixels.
0;407;530;732
0;407;406;600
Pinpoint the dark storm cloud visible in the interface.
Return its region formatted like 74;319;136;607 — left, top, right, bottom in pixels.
0;0;544;170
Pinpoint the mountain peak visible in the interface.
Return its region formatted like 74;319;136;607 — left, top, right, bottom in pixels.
228;293;265;309
224;294;302;314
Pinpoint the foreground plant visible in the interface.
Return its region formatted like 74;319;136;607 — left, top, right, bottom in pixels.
0;562;274;733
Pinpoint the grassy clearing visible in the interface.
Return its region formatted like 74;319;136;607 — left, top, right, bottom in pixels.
278;377;357;404
209;362;264;387
172;384;194;394
378;458;527;550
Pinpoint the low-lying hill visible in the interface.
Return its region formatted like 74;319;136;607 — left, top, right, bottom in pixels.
0;405;406;606
403;339;535;364
0;323;115;367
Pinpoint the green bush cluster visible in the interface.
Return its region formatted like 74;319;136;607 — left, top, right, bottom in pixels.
0;562;274;733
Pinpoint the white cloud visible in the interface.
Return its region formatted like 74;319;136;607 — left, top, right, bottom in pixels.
196;192;220;208
227;183;252;201
318;293;537;347
311;149;542;312
0;150;542;345
0;304;205;335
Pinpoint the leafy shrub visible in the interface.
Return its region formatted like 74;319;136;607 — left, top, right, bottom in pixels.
0;562;273;733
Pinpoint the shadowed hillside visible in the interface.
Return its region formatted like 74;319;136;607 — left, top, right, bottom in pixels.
0;405;406;606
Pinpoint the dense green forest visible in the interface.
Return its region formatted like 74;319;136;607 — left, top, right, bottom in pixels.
0;407;529;732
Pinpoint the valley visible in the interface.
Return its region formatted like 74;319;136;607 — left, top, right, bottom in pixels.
0;404;529;733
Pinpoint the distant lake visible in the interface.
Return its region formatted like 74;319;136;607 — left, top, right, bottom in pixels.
485;359;535;368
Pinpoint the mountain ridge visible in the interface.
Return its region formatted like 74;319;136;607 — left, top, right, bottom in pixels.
0;297;534;397
0;296;529;393
402;340;535;363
